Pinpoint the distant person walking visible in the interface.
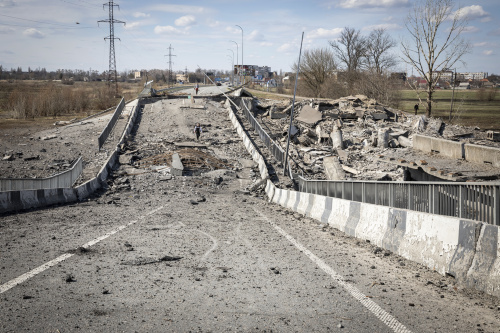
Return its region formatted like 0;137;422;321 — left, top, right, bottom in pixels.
194;123;202;141
414;103;419;115
195;83;199;95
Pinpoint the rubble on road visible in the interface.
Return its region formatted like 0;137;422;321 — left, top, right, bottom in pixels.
250;93;500;182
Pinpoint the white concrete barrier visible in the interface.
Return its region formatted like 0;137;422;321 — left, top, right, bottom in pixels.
264;180;500;298
0;100;140;214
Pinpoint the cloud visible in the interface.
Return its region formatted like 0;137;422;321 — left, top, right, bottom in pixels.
23;28;44;39
278;43;298;53
260;42;273;47
338;0;409;9
0;26;15;34
133;12;150;18
462;26;480;34
362;23;401;31
483;50;493;56
248;30;265;42
307;28;342;39
154;25;185;35
0;0;15;8
175;15;196;27
124;22;142;30
226;26;240;34
148;4;207;14
454;5;489;21
208;20;221;28
473;42;488;47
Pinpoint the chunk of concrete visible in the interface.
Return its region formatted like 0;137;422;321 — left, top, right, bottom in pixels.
378;128;390;148
296;105;322;125
171;153;184;176
331;126;344;150
398;135;412;148
323;156;346;180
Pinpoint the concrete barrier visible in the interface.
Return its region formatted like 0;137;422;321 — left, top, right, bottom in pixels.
413;134;464;159
263;180;500;298
0;99;140;214
226;97;500;299
227;105;269;180
464;144;500;167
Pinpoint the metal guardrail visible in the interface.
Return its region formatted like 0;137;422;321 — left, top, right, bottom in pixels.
98;97;125;149
297;177;500;225
0;157;83;191
235;96;500;225
238;98;293;178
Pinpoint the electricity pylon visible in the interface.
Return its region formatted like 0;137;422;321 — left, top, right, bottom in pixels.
98;1;125;96
165;44;176;88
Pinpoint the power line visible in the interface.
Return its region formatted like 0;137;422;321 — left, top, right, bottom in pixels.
0;14;93;28
165;44;176;88
0;22;95;29
98;1;125;96
59;0;99;9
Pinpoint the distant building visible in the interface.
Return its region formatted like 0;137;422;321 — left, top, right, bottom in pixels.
457;72;488;81
176;73;188;83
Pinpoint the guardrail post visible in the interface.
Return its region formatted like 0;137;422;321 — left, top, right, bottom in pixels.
459;186;465;219
408;184;414;210
389;183;394;207
494;185;500;226
362;182;366;203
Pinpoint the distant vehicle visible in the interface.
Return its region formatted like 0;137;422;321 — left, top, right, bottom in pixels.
216;82;221;86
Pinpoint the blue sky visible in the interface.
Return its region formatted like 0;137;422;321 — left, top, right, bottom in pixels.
0;0;499;75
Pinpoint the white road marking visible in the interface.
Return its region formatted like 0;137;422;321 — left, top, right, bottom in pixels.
254;209;412;333
0;206;164;295
197;230;218;262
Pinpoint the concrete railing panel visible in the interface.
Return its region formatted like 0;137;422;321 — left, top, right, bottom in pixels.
464;144;500;167
413;134;464;159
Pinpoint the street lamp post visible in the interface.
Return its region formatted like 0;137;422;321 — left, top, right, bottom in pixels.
235;25;243;84
230;40;239;85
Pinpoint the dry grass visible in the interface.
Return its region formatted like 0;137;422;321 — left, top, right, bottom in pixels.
0;80;142;120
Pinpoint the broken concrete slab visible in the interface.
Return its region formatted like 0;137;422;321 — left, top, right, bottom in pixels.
323;156;346;180
296;105;322;125
171;153;184;176
119;154;133;165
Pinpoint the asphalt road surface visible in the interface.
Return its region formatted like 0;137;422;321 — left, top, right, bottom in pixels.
1;98;499;332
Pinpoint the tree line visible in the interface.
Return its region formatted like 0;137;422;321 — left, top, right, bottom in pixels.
293;0;474;118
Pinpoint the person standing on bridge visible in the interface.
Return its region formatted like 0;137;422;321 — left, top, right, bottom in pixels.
195;83;199;95
194;123;203;141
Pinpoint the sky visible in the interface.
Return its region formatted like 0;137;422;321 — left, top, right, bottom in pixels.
0;0;499;76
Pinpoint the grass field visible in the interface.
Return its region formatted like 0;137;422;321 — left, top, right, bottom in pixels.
0;80;142;120
397;89;500;130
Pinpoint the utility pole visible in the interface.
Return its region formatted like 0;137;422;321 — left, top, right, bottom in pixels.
164;44;176;88
98;1;125;97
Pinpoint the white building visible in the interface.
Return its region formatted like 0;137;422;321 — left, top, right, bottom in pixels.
457;72;488;80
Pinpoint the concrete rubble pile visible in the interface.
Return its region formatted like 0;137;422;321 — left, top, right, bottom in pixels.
252;93;500;182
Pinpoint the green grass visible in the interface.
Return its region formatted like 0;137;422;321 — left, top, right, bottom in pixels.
397;89;500;130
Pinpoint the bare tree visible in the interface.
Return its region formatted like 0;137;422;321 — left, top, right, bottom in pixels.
366;28;397;74
292;48;337;98
401;0;471;117
329;27;367;72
